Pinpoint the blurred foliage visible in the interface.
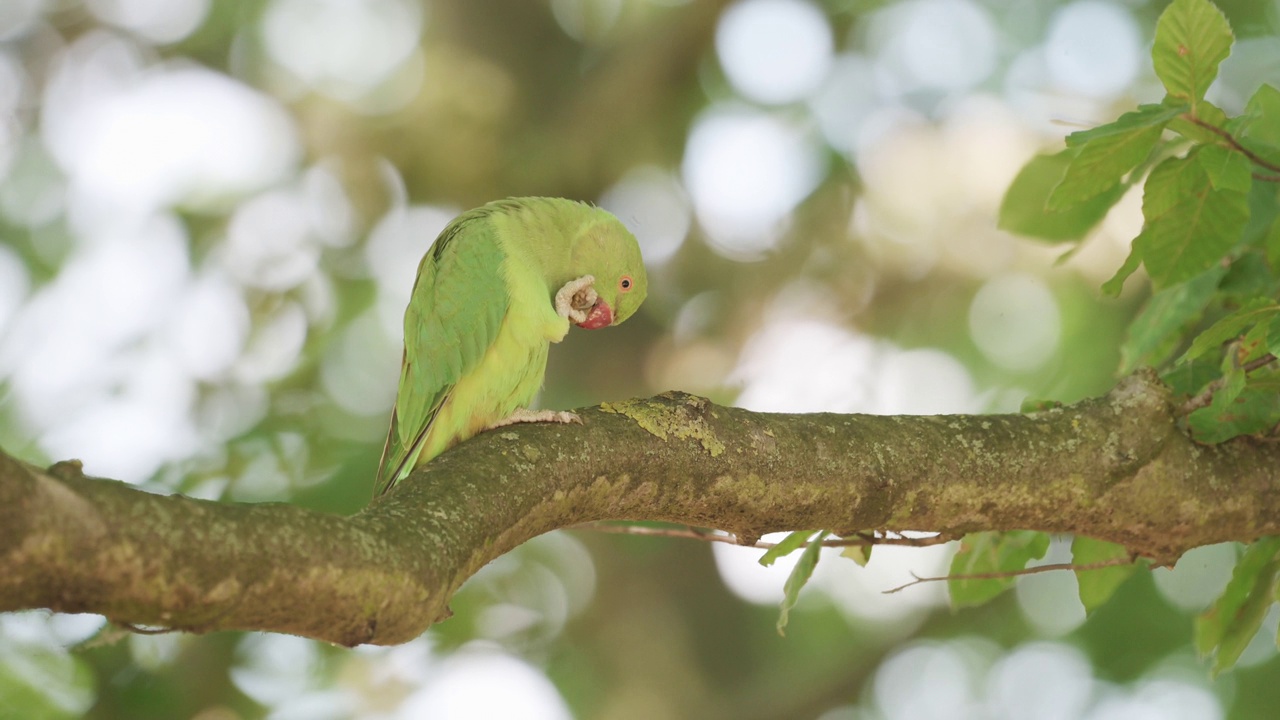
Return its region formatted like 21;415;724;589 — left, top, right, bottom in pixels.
988;0;1280;679
1;0;1280;717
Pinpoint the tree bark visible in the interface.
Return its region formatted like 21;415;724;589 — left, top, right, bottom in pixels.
2;370;1277;646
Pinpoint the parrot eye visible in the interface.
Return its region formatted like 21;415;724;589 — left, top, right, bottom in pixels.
619;276;633;292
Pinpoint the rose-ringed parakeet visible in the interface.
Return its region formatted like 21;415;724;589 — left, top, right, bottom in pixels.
374;197;647;495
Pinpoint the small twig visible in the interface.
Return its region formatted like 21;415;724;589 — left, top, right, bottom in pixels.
1181;353;1277;414
570;523;744;546
1186;115;1280;174
570;523;955;549
1254;173;1280;183
815;532;955;549
883;558;1136;594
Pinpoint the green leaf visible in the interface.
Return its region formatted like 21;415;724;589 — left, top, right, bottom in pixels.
1020;397;1063;413
840;543;871;567
1198;144;1253;193
1267;220;1280;272
998;150;1126;242
1195;537;1280;675
0;644;96;720
1048;107;1171;210
1237;84;1280;163
1161;355;1221;396
1062;103;1187;147
1071;535;1138;614
777;530;828;635
948;531;1051;608
1152;0;1233;108
760;530;817;567
1240;318;1271;364
1180;297;1280;362
1267;314;1280;358
1119;266;1225;373
1188;382;1280;443
1217;357;1248;405
1139;154;1250;288
1219;251;1276;302
1169;100;1230;144
1102;242;1145;297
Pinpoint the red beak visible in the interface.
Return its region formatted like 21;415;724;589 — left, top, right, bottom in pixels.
576;298;613;329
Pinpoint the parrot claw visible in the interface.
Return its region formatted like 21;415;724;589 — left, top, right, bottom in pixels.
487;408;582;430
555;275;597;324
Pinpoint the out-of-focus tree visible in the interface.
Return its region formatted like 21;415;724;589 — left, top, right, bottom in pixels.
2;0;1280;718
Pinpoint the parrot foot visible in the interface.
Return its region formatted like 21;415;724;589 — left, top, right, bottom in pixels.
555;275;597;324
488;408;582;429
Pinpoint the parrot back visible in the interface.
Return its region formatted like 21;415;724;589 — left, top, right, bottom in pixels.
374;209;510;494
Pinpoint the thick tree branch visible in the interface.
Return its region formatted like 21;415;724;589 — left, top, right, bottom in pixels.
3;370;1279;646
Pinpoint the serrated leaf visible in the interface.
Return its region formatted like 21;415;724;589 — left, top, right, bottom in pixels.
1139;154;1250;288
1072;535;1137;614
1195;537;1280;675
1120;267;1225;373
1213;561;1279;675
1063;103;1187;147
1180;298;1280;362
1198;144;1253;193
1196;540;1279;653
1048;116;1167;210
760;530;817;567
777;530;828;635
1152;0;1233;108
949;531;1051;608
1188;382;1280;443
1102;242;1145;296
998;150;1127;242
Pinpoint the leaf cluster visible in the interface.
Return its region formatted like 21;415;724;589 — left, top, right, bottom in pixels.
999;0;1280;673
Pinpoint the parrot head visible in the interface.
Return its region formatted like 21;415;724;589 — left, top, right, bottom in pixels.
571;211;648;330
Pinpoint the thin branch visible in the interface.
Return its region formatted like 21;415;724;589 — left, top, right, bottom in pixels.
882;558;1136;595
571;522;956;549
816;533;956;549
1186;115;1280;174
570;523;743;546
1181;353;1277;414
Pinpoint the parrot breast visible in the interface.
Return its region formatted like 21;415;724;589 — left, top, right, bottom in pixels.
413;306;552;464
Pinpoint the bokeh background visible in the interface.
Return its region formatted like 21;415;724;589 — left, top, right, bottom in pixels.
1;0;1279;718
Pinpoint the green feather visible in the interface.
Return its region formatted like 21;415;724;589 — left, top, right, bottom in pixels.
374;197;647;495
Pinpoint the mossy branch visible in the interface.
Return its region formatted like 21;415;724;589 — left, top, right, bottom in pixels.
2;370;1279;646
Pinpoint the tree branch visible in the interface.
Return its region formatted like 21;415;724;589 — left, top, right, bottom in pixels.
3;370;1279;646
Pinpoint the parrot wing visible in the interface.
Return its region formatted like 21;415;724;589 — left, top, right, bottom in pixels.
374;211;509;495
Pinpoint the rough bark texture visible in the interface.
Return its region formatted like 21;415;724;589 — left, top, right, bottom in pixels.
2;370;1278;646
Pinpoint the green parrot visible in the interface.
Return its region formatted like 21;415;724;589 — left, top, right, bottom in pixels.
374;197;648;495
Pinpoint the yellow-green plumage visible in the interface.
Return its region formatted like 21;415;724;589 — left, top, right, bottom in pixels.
374;197;647;495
